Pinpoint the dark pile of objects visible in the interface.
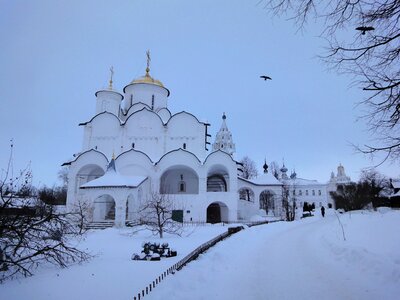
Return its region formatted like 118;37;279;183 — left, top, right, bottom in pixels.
131;242;177;261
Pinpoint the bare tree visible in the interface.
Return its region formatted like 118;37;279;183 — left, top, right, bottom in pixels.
136;190;182;238
58;166;69;188
270;161;281;179
70;198;93;234
330;169;388;211
0;145;90;282
240;156;258;179
281;182;296;221
260;0;400;162
259;190;275;215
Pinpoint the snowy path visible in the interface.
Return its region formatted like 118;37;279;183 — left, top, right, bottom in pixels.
149;213;400;300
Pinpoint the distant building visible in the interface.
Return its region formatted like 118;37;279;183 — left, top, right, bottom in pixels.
327;164;352;206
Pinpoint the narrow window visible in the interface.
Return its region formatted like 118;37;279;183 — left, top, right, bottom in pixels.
299;190;302;196
183;143;186;149
312;190;315;196
318;190;321;196
132;143;135;148
293;190;295;196
179;181;186;192
151;95;155;110
306;190;309;196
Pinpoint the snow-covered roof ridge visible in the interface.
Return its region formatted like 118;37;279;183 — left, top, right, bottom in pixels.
240;172;283;186
284;177;324;186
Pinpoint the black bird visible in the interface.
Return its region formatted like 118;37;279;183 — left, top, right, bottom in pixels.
260;75;272;81
356;26;375;35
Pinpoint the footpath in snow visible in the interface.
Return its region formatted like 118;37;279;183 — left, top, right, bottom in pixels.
149;209;400;300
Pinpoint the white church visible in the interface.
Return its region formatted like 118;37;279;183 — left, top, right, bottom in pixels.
63;53;349;227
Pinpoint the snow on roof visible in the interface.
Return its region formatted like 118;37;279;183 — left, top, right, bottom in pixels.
390;190;400;198
242;173;283;186
80;170;147;189
391;180;400;189
285;178;323;186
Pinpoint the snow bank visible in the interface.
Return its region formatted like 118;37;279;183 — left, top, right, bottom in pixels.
0;225;227;300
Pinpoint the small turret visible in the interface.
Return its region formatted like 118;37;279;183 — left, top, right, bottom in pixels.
95;66;124;115
290;169;297;179
212;112;236;156
263;159;269;174
280;161;288;180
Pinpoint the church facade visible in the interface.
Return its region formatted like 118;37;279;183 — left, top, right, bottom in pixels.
63;55;348;226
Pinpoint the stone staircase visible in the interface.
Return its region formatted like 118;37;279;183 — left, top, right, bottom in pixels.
85;221;115;230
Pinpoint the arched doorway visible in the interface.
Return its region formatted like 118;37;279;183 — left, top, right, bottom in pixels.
259;190;276;216
93;194;116;222
206;202;229;223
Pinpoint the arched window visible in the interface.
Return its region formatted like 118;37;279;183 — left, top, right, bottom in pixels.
207;175;227;192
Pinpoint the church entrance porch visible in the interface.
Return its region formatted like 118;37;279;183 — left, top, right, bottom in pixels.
206;202;229;223
93;194;116;223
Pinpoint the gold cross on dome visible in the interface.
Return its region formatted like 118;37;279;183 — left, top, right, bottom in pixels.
109;66;114;89
146;50;151;75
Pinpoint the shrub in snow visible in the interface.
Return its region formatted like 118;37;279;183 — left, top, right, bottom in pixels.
132;242;177;261
0;158;90;282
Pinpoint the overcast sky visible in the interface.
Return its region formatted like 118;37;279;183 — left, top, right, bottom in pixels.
0;0;398;187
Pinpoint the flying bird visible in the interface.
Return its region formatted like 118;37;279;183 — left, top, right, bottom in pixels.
260;75;272;81
356;26;375;35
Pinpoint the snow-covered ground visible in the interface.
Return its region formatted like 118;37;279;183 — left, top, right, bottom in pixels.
1;209;399;300
150;208;400;300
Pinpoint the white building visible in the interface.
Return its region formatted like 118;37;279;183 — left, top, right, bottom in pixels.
63;54;348;226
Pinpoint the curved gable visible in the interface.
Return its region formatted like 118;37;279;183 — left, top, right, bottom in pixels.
204;150;237;165
167;111;206;138
115;149;154;177
126;102;152;118
156;148;202;167
156;107;172;123
124;107;164;127
63;149;109;170
116;148;154;164
79;111;121;126
168;111;205;126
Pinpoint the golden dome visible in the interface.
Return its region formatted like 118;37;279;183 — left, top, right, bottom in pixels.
131;73;165;88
